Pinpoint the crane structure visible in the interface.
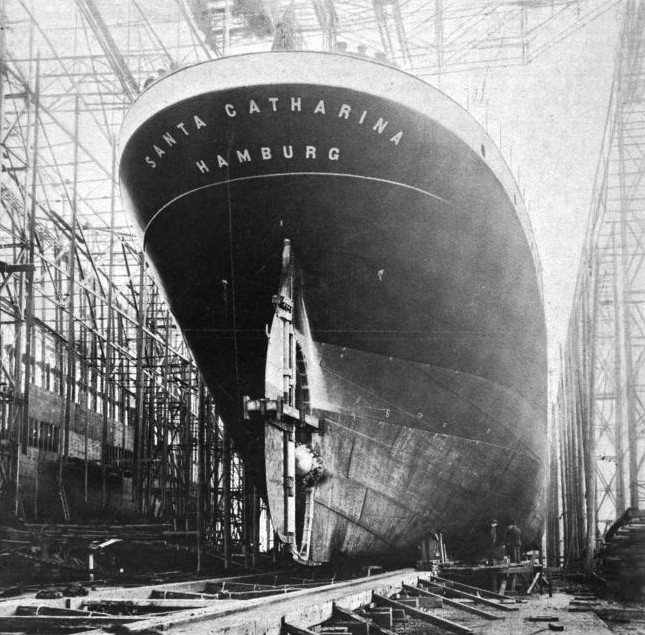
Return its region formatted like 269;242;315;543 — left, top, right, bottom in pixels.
552;0;645;570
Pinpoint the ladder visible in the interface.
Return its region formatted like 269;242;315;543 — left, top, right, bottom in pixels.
58;479;70;521
298;486;315;562
15;486;25;519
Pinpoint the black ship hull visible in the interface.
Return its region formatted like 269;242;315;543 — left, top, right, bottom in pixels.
119;52;547;562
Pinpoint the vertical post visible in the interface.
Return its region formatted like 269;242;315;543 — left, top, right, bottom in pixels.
60;96;80;498
21;56;40;518
0;0;4;173
583;262;598;570
243;462;250;569
102;141;118;509
212;401;220;552
84;388;89;503
145;359;155;518
134;253;146;512
616;70;639;509
556;400;565;565
562;377;572;562
285;425;295;541
13;28;36;515
251;484;259;568
547;402;560;567
183;386;192;528
161;311;171;516
205;393;215;549
562;362;577;562
622;249;640;510
553;399;562;568
222;423;231;570
575;383;587;557
0;1;5;457
265;504;273;555
196;375;207;573
612;230;627;515
55;252;64;399
120;342;127;503
558;388;569;564
611;11;642;511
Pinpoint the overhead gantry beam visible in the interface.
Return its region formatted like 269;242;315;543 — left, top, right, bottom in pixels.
73;0;139;101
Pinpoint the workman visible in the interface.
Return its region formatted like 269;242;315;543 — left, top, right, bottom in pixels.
487;519;499;562
505;521;522;563
489;519;498;546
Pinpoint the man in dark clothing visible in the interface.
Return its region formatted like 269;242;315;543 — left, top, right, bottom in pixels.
505;521;522;563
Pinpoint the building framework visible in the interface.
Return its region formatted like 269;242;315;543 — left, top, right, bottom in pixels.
0;0;619;562
552;0;645;570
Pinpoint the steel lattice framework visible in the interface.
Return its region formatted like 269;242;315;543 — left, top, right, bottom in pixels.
552;0;645;570
0;0;253;564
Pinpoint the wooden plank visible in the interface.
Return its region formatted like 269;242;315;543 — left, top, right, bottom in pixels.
333;604;398;635
150;590;220;600
393;596;443;610
81;568;296;601
596;607;645;620
355;607;394;631
402;584;501;620
282;620;320;635
0;615;140;631
526;572;542;595
421;581;518;612
372;593;473;635
332;621;369;635
573;595;598;600
426;575;512;600
217;588;296;600
84;599;218;610
392;597;419;607
16;606;110;617
120;567;419;634
509;574;517;593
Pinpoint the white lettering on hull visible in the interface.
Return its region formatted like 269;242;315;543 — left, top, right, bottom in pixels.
194;145;341;172
145;95;404;169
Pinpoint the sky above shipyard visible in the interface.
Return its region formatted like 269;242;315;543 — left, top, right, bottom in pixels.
432;8;620;390
11;0;621;396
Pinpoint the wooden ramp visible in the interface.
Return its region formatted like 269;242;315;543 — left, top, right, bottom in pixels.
599;508;645;601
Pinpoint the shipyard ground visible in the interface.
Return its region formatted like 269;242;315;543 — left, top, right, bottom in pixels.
2;516;644;634
0;566;642;635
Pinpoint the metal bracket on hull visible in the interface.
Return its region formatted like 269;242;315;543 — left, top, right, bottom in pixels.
243;395;322;432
